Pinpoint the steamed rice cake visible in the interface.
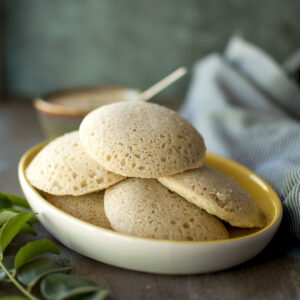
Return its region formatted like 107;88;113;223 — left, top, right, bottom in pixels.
158;165;265;228
26;131;124;196
104;178;229;241
79;102;206;178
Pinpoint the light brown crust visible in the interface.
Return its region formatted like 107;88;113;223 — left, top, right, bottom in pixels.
104;178;229;241
79;102;206;178
26;131;124;195
158;165;265;228
43;191;112;229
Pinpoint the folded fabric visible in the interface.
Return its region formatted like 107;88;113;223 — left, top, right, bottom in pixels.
181;36;300;239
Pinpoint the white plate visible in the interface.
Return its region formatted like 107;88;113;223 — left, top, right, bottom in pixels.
18;142;282;274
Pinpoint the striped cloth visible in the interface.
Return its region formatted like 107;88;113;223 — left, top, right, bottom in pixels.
181;36;300;239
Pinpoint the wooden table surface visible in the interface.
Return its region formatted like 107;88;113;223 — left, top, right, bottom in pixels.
0;100;299;300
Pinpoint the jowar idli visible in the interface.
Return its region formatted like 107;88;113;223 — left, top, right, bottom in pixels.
43;191;111;229
26;131;124;196
104;178;229;241
79;102;206;178
158;165;265;228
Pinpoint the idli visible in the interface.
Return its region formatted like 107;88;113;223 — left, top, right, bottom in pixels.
43;191;111;229
158;165;265;228
26;131;124;195
104;178;229;241
79;102;206;178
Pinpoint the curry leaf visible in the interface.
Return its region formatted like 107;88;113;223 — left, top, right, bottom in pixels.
15;223;36;236
0;197;12;209
0;193;109;300
75;290;110;300
0;256;14;280
0;297;27;300
0;193;30;209
0;212;35;258
40;273;104;300
25;215;39;225
0;211;36;236
0;208;37;220
14;239;60;271
17;258;71;290
0;211;17;227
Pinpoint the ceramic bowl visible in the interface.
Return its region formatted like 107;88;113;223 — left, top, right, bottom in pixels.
34;87;140;138
18;143;282;274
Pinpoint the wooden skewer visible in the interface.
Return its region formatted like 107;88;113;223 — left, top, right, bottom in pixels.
139;67;187;101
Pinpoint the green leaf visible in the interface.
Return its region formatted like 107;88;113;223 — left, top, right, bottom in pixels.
14;239;60;271
0;209;39;226
0;256;14;280
41;273;101;300
0;211;17;227
74;290;110;300
0;208;38;234
0;197;12;209
0;207;34;215
0;212;35;258
0;211;36;236
91;290;110;300
26;215;39;225
0;297;27;300
0;192;30;209
17;258;71;289
15;223;36;236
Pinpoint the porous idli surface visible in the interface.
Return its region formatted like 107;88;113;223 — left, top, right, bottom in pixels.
158;165;265;228
104;178;229;241
79;102;206;178
26;131;124;196
43;191;111;229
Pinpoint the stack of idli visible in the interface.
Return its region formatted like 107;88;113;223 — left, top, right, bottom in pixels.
26;101;265;241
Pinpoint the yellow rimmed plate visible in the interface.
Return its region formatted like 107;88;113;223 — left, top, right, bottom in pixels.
18;142;282;274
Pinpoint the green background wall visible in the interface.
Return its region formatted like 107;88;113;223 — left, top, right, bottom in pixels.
2;0;300;99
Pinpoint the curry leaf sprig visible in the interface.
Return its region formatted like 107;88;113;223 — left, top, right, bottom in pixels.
0;192;109;300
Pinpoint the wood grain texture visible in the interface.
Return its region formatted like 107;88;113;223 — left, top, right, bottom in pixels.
0;102;299;300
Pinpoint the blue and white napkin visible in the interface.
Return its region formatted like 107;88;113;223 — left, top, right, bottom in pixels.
181;36;300;239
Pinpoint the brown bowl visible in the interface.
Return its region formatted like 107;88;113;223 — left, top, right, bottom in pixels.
34;86;141;138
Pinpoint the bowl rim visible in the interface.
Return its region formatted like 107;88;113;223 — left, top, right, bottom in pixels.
34;86;141;117
19;141;283;245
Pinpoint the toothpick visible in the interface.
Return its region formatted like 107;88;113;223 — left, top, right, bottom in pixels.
139;67;187;101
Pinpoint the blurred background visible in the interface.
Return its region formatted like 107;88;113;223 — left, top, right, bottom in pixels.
1;0;300;102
